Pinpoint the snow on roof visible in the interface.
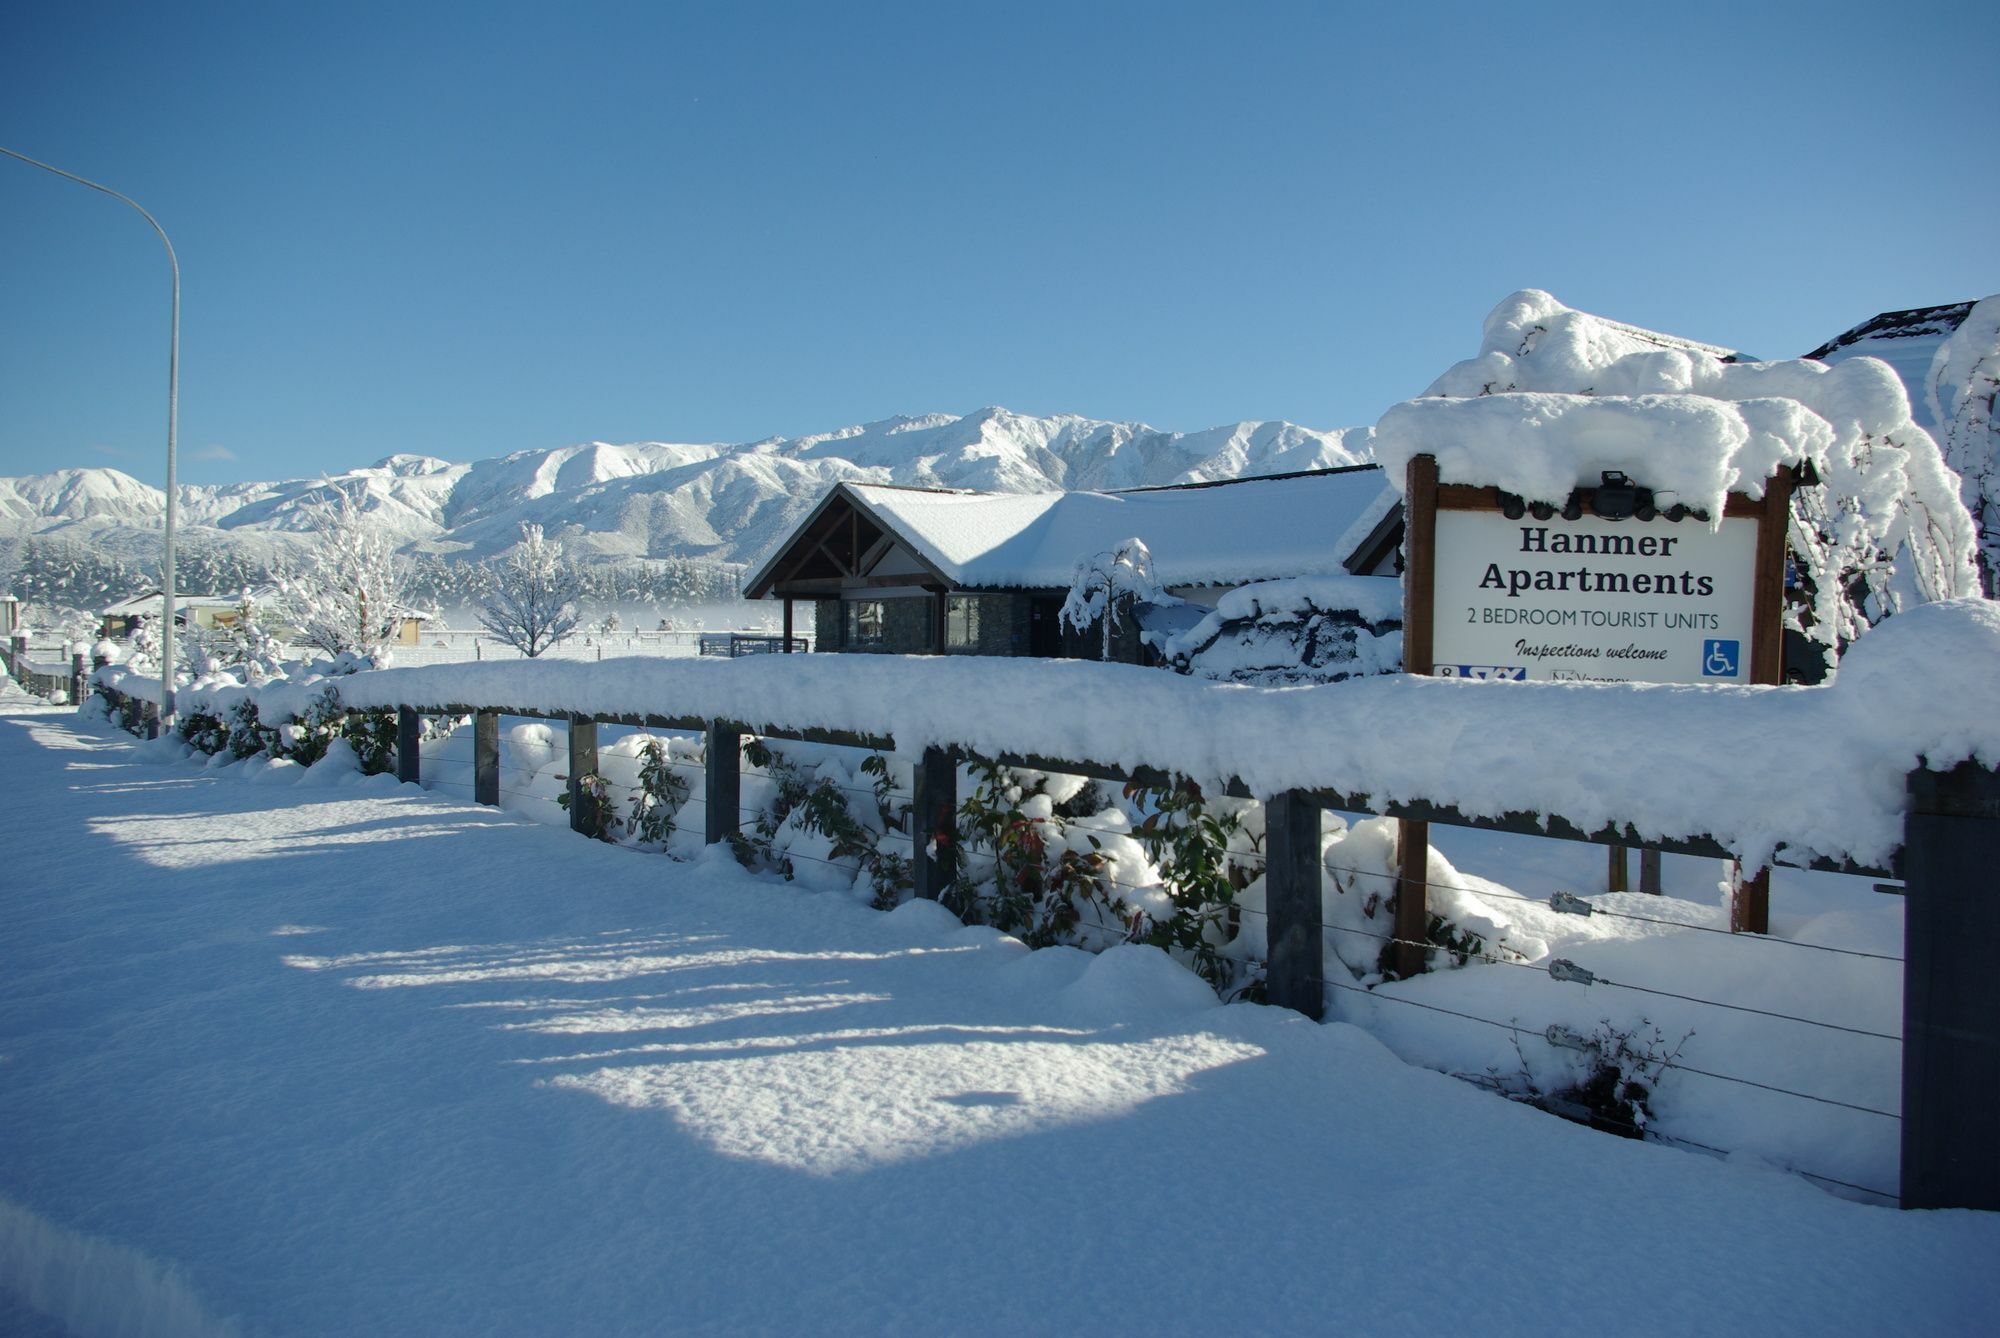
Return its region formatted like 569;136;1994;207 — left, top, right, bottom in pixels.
835;468;1398;590
101;587;281;616
1805;302;1975;431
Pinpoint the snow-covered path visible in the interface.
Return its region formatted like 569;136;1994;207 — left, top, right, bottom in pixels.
2;713;1995;1337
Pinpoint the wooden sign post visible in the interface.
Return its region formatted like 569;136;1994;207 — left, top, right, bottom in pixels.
1399;453;1792;954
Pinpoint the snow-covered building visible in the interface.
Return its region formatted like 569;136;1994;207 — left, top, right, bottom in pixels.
1804;301;1976;431
744;467;1401;661
1806;298;1998;596
97;588;432;646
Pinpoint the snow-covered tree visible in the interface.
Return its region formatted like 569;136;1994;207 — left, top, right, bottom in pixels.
1929;294;2000;597
1060;536;1181;659
206;589;290;682
283;497;409;662
477;523;585;657
125;614;164;676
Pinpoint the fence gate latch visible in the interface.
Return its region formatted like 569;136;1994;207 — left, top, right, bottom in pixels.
1544;1023;1592;1051
1549;891;1594;917
1547;958;1596;986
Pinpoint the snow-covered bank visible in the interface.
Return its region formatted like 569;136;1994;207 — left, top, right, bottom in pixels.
1;713;1995;1335
117;596;2000;871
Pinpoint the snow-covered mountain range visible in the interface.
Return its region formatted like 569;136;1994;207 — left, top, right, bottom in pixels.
0;408;1372;572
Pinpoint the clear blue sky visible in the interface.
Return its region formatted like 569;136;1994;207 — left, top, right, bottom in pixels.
3;1;1994;486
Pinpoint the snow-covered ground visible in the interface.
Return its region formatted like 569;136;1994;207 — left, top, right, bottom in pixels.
3;704;1996;1336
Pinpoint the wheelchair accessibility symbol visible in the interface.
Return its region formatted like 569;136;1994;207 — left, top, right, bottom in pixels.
1701;639;1740;678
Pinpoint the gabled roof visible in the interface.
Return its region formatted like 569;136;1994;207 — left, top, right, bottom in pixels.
100;587;279;617
1804;301;1976;431
747;466;1398;595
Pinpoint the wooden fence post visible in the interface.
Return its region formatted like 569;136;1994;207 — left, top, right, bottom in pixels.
1900;760;2000;1210
71;651;87;709
568;715;599;836
1264;790;1325;1019
911;746;958;900
705;723;741;846
1608;844;1629;894
396;707;421;784
474;711;499;806
143;697;160;740
1639;847;1662;895
1393;818;1429;978
1729;864;1770;934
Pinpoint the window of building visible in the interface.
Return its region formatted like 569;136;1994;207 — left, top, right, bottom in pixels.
844;600;885;646
945;595;980;650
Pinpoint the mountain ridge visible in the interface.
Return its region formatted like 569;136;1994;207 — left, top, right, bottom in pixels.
0;408;1374;575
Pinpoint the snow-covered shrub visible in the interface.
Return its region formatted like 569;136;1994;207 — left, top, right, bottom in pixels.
623;738;693;847
948;762;1129;947
734;741;912;908
125;615;163;676
180;710;230;755
205;591;290;683
1317;817;1532;980
1123;776;1257;989
943;765;1268;995
1166;575;1403;685
227;699;277;759
341;708;398;775
1493;1019;1695;1139
1060;537;1181;660
1928;293;2000;596
556;771;617;842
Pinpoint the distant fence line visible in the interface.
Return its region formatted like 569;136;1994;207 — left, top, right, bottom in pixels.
1;633;85;703
82;647;2000;1213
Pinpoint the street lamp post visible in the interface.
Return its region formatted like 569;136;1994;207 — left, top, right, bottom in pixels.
2;145;180;732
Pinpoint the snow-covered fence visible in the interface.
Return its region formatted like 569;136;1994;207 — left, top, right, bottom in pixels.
89;598;2000;1209
384;628;812;666
2;635;85;705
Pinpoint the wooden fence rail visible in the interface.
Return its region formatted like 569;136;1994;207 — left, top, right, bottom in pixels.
89;679;1998;1212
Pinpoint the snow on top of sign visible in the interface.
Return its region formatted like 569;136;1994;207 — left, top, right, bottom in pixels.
1373;290;1983;653
129;596;2000;872
1377;393;1831;516
844;470;1397;589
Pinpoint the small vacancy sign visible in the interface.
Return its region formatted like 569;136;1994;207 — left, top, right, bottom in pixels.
1430;511;1759;684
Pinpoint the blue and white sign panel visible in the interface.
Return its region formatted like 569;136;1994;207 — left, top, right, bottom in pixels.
1430;510;1760;685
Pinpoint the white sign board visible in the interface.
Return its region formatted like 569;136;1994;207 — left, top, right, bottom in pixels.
1429;510;1759;684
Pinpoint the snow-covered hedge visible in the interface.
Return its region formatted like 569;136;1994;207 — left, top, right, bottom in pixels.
97;598;2000;872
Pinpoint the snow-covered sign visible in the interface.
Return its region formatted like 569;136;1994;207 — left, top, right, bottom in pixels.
1378;291;1984;682
1427;499;1765;685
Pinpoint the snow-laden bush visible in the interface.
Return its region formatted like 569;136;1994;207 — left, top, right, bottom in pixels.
733;741;912;909
1166;575;1404;685
1060;537;1181;660
946;762;1133;950
1312;816;1539;980
1928;293;2000;596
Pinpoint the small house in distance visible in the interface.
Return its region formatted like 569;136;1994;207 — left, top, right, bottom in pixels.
743;465;1401;661
96;589;434;647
